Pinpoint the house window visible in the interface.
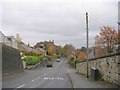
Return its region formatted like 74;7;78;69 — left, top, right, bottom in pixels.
7;38;11;41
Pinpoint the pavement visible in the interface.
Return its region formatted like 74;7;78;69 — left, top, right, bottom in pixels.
67;64;119;88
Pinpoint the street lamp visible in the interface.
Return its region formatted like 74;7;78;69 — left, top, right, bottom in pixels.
86;12;89;78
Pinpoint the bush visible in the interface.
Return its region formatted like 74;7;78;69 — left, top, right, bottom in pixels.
69;61;75;67
75;60;83;64
22;56;41;65
68;56;74;60
22;55;51;66
39;55;50;60
52;54;58;60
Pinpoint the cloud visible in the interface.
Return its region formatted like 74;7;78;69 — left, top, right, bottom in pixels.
1;0;118;48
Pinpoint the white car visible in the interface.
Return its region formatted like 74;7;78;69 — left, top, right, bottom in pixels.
56;59;60;62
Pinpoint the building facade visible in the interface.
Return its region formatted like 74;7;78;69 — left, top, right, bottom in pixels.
0;31;17;49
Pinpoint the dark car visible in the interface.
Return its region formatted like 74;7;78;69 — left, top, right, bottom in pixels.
46;62;52;67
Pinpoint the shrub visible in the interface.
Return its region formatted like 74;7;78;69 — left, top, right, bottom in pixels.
22;55;51;66
39;55;49;60
75;60;83;64
68;55;74;61
22;56;41;65
51;54;58;60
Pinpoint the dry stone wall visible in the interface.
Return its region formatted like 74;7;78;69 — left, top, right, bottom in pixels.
76;53;120;86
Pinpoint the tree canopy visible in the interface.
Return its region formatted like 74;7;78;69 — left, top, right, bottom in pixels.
95;26;118;54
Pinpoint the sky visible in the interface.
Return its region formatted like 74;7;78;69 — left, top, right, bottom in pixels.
0;0;119;48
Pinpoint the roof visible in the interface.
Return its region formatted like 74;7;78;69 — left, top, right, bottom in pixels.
0;31;5;36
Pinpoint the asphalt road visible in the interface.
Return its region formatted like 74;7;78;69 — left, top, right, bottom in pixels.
2;58;73;89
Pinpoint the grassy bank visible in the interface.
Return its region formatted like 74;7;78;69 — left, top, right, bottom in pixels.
22;56;42;66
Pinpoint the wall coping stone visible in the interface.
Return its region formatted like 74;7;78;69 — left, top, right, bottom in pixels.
78;52;120;63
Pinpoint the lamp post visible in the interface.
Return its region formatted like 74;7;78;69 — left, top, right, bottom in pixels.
86;12;89;78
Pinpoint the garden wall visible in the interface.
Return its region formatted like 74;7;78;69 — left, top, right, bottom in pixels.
76;52;120;86
0;43;2;90
2;44;24;76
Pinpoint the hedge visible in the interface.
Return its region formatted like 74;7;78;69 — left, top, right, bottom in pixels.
22;56;41;65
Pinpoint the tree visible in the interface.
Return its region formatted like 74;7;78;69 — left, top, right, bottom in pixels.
80;46;87;52
16;34;24;44
77;52;86;60
75;49;81;58
55;45;62;58
95;26;118;55
62;44;75;57
45;42;56;56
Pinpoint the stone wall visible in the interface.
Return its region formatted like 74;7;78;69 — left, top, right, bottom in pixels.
2;44;24;76
76;52;120;86
0;43;2;75
0;43;2;90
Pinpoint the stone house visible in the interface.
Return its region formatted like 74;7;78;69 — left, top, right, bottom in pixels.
0;31;17;49
35;48;46;56
0;31;9;43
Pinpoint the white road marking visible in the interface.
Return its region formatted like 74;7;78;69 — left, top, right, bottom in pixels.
56;78;59;80
44;77;64;80
44;77;49;80
16;84;25;88
51;77;54;80
32;77;41;81
44;77;47;79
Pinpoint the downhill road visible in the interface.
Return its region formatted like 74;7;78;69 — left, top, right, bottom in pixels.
3;58;117;89
3;58;73;89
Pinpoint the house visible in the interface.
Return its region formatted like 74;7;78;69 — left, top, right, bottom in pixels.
0;31;10;44
77;46;96;60
88;46;95;59
34;40;55;55
35;48;46;55
0;31;17;49
18;43;35;52
5;36;17;49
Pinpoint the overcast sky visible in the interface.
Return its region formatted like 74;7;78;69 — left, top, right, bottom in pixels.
0;0;119;48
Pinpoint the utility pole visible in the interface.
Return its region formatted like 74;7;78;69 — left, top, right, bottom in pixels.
86;12;89;78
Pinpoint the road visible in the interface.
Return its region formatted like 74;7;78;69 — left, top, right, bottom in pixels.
2;58;118;89
2;58;73;89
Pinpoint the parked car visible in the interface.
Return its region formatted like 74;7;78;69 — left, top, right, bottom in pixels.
56;59;60;62
46;62;52;67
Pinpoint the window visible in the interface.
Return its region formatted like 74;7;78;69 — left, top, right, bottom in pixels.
7;38;11;41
